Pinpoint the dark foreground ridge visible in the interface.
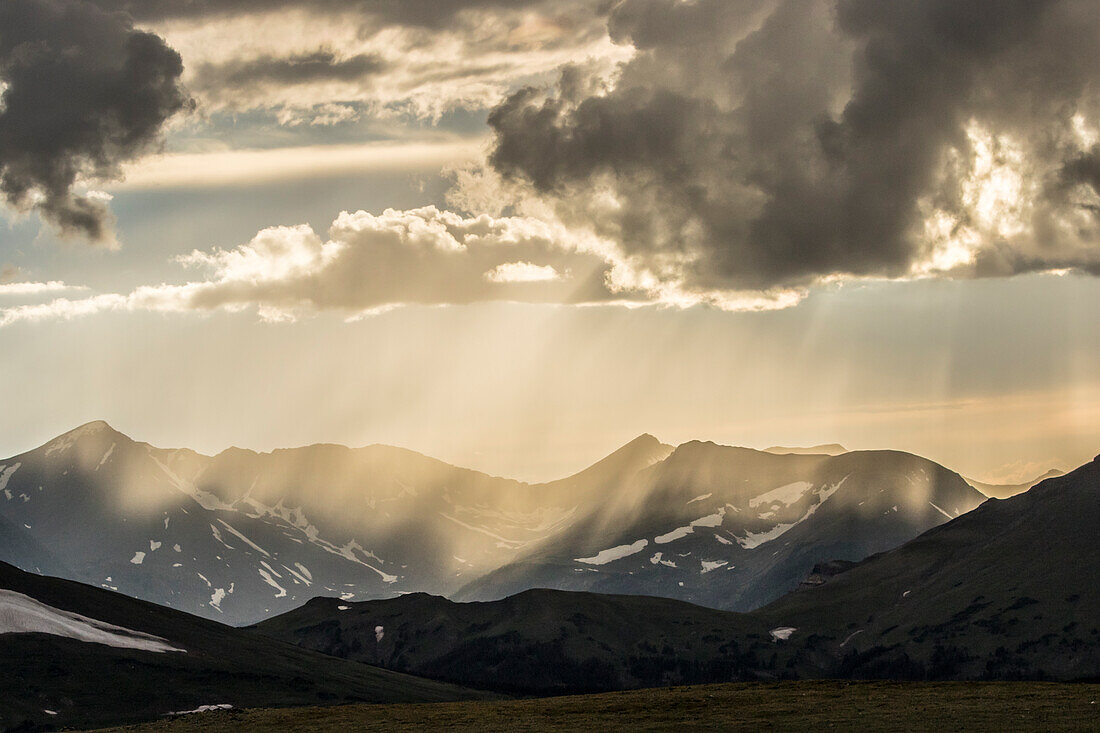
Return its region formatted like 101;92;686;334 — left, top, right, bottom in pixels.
0;561;484;732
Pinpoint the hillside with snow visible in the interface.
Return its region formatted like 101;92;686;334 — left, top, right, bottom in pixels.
0;422;983;623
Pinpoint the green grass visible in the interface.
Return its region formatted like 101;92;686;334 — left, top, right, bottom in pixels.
94;680;1099;732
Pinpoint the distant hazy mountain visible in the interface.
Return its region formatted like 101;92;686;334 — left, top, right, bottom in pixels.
0;560;480;731
764;444;847;456
257;456;1100;691
457;442;986;611
963;468;1064;499
0;422;982;623
0;421;566;624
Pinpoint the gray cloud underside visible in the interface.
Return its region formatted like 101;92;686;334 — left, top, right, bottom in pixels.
0;0;190;244
488;0;1100;289
192;51;387;93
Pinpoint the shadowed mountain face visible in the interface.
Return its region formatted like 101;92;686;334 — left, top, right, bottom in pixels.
757;455;1100;680
256;589;773;695
0;422;981;623
456;443;986;611
0;561;481;732
0;421;580;625
257;457;1100;691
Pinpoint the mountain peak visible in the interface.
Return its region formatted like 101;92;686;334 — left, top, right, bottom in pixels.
627;433;661;448
51;420;128;444
73;419;115;434
20;420;133;461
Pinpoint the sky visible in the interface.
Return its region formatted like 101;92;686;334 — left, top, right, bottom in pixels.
0;0;1098;483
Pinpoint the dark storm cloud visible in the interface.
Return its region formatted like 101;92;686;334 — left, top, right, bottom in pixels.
488;0;1100;289
194;51;387;92
1061;146;1100;199
0;0;191;244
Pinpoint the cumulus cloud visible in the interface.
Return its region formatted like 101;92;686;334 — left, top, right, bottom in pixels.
0;207;647;327
0;0;191;244
0;200;809;328
0;281;87;296
486;0;1100;290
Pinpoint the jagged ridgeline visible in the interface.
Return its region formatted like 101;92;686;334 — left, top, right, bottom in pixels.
1;422;983;624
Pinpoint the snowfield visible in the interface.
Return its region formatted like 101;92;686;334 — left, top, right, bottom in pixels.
654;510;725;544
749;481;814;509
0;589;183;653
576;539;649;565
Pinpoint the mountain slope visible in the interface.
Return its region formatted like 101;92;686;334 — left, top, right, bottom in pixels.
0;423;984;624
257;457;1098;691
757;454;1100;680
0;561;482;731
456;444;986;611
255;589;774;695
0;421;573;624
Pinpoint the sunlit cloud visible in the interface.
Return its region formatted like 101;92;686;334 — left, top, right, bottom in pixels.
0;203;812;328
109;138;486;190
483;261;562;283
146;4;630;122
0;281;87;296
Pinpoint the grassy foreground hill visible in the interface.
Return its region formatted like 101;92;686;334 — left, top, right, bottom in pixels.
94;681;1100;732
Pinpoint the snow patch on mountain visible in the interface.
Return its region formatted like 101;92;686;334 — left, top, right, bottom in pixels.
209;523;235;551
95;443;116;470
655;509;725;544
130;552;145;565
0;589;183;653
749;481;814;509
928;501;953;519
215;519;270;557
258;566;287;598
649;552;676;568
169;704;232;716
770;627;797;642
737;476;849;550
576;539;649;565
700;560;729;573
0;463;20;493
241;498;398;582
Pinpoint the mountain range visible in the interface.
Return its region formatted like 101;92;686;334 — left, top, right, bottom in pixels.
258;456;1100;690
0;422;987;624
